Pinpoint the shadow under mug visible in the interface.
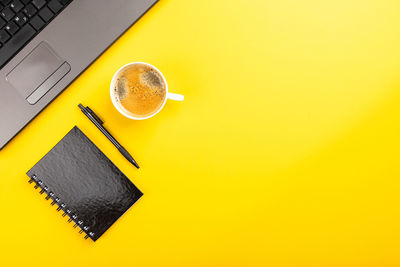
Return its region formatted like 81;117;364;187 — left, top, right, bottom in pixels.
110;62;184;120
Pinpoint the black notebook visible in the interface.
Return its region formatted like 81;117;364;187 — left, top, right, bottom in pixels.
27;126;143;241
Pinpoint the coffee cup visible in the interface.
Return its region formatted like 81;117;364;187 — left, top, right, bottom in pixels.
110;62;184;120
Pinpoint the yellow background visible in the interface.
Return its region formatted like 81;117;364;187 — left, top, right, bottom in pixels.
1;0;400;266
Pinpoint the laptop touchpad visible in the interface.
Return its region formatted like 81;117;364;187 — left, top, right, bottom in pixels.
6;42;71;105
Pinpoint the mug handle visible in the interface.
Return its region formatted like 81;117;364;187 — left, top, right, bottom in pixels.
167;92;184;101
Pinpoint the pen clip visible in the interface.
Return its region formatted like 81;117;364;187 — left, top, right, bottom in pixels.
86;106;104;125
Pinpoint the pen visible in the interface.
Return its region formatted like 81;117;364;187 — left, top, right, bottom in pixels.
78;104;140;169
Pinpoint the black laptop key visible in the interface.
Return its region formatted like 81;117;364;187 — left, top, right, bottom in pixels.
5;21;18;35
0;0;12;6
10;0;24;13
1;7;15;21
29;15;44;30
32;0;46;10
47;0;62;13
20;0;30;4
0;24;35;67
38;6;53;22
23;4;37;18
0;17;6;28
59;0;71;6
0;29;10;43
14;11;27;26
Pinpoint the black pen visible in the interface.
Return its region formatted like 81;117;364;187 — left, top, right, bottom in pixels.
78;104;140;169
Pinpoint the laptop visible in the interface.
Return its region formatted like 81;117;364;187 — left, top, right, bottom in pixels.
0;0;158;149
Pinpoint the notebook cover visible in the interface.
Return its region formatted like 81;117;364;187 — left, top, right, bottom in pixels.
26;126;143;241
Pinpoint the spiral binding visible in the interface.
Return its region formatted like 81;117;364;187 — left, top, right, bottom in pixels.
28;174;95;240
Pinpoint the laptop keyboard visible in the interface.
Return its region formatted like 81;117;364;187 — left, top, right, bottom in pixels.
0;0;72;69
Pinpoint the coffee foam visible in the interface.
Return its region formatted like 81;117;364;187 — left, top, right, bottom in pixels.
113;64;166;118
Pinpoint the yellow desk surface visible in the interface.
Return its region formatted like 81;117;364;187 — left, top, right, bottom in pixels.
2;0;400;266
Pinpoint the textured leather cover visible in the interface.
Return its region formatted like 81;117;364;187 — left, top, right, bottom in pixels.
26;126;143;241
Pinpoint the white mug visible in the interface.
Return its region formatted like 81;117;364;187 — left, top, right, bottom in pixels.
110;62;184;120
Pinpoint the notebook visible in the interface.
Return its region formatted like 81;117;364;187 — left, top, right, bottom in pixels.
26;126;143;241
